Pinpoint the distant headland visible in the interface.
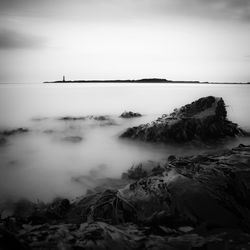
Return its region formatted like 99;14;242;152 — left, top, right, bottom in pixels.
44;76;249;84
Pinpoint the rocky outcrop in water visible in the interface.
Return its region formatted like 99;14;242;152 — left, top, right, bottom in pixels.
1;144;250;249
58;116;86;121
0;128;29;146
121;96;246;143
58;115;117;126
120;111;142;118
61;136;83;143
0;128;29;137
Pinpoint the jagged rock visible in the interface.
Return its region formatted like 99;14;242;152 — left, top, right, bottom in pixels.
76;222;144;250
121;96;246;143
67;189;137;224
45;198;70;219
2;221;249;250
76;144;250;229
122;160;166;180
120;170;239;227
1;144;250;249
120;111;142;118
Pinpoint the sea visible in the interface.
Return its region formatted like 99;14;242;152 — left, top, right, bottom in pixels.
0;83;250;202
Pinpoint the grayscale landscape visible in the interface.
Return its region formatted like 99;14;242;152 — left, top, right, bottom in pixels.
0;0;250;249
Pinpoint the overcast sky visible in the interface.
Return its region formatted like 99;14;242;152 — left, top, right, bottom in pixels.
0;0;250;83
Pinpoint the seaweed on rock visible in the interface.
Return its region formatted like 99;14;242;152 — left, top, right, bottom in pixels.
120;96;247;143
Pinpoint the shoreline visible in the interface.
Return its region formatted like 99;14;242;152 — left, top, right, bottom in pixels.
1;96;250;249
1;143;250;249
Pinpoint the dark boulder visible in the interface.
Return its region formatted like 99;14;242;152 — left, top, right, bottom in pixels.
120;96;246;143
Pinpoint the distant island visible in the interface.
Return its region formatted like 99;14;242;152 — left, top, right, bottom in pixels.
44;77;200;84
44;77;249;84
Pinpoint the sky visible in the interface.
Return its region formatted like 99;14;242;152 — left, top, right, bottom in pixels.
0;0;250;83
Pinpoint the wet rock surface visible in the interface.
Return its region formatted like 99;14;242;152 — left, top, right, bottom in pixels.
120;111;142;118
120;96;247;143
1;144;250;249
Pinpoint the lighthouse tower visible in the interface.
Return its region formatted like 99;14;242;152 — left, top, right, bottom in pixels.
63;75;65;82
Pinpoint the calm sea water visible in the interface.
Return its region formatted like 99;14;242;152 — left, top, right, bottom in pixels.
0;83;250;202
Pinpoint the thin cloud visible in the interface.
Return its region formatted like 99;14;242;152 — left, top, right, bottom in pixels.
0;28;46;49
0;0;250;22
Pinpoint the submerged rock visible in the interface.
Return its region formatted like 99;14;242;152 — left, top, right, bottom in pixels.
121;96;246;143
88;115;117;126
0;128;29;137
89;115;110;121
61;136;83;143
59;116;86;121
120;111;142;118
58;115;117;126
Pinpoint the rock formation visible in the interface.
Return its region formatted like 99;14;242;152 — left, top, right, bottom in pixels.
0;128;29;137
121;96;246;142
1;144;250;249
120;111;142;118
58;115;117;126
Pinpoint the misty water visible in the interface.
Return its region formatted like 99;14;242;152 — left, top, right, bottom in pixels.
0;83;250;202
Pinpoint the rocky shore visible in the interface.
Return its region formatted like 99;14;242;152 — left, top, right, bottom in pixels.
1;144;250;249
121;96;247;143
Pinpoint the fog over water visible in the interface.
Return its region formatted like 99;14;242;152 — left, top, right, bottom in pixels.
0;83;250;202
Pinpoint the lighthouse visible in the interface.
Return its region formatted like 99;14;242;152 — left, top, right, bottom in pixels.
63;75;65;82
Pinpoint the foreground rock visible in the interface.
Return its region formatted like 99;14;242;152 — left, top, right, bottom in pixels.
121;96;246;143
1;144;250;249
120;111;142;118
